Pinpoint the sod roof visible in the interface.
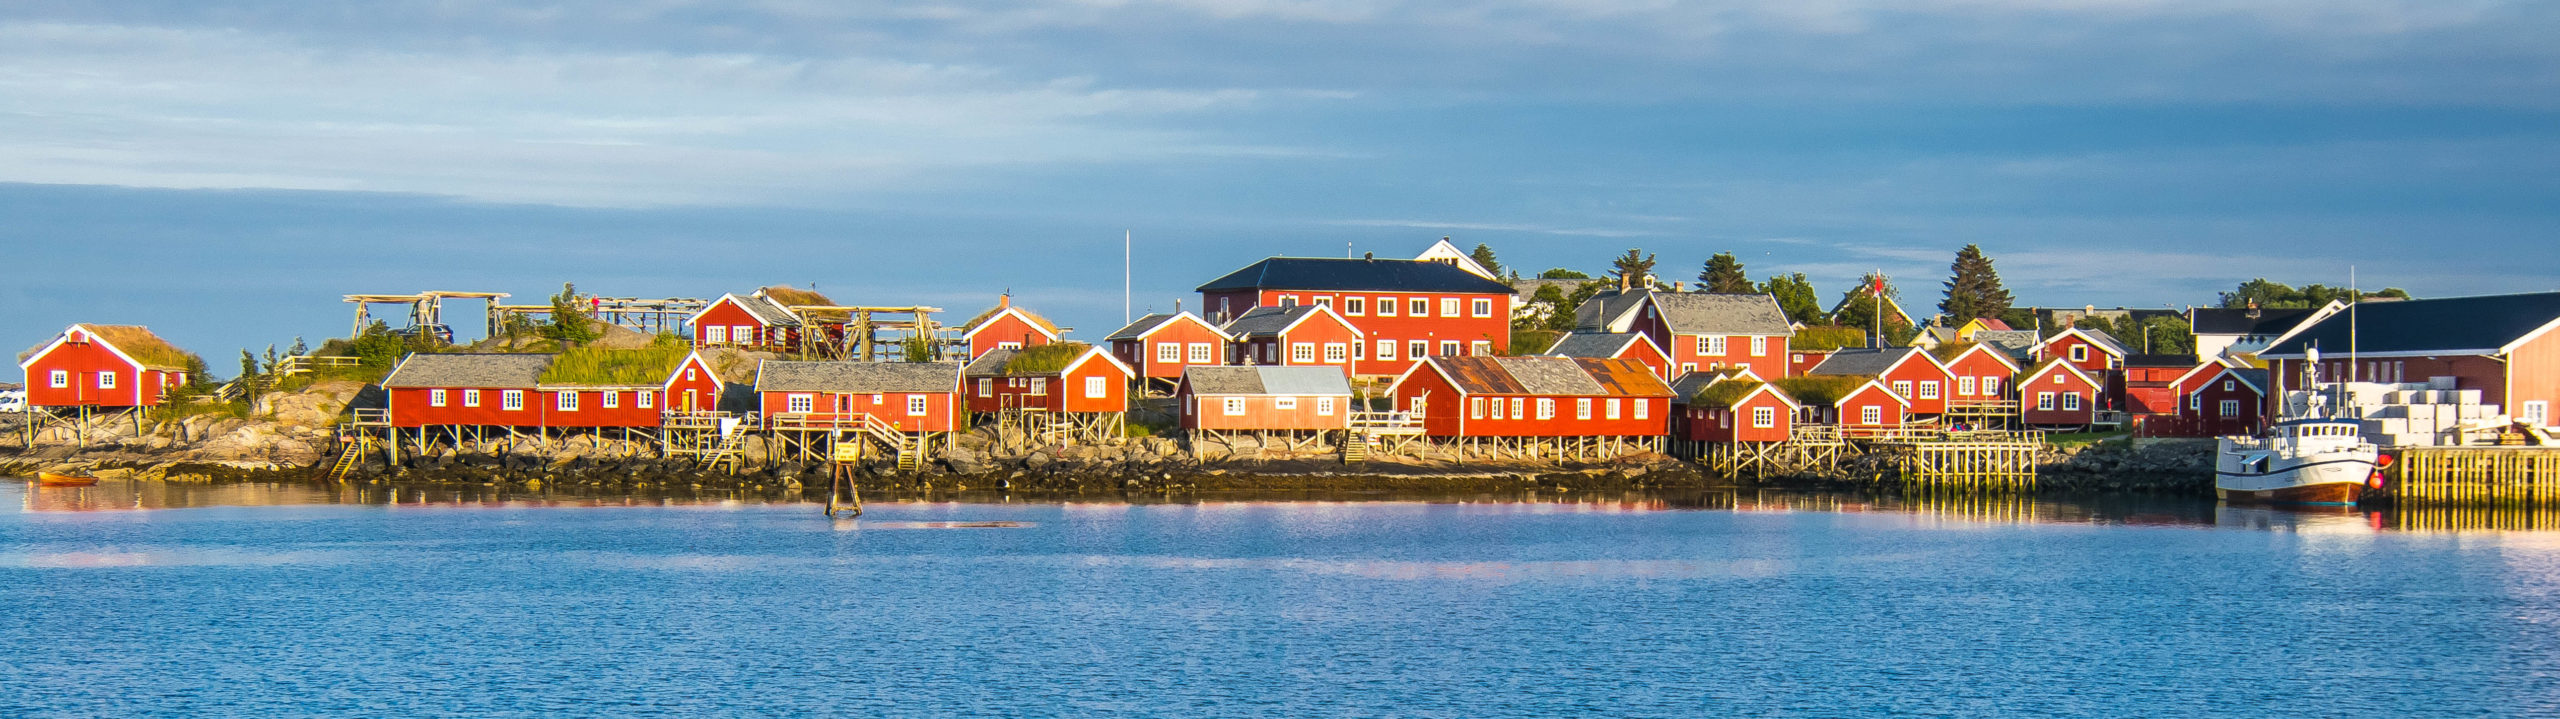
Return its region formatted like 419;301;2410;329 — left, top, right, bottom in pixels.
1788;326;1870;352
758;285;847;323
1771;375;1868;406
20;325;195;371
538;344;692;386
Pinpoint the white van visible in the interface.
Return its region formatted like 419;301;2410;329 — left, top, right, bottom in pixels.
0;389;25;413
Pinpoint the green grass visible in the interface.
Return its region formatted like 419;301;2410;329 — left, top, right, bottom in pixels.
1770;375;1866;406
2045;430;2131;447
1788;326;1870;352
1691;379;1763;408
1002;343;1091;374
540;342;691;385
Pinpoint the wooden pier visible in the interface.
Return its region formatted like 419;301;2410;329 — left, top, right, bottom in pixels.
1881;440;2042;490
2392;447;2560;506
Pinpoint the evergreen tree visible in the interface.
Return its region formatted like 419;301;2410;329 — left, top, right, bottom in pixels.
288;336;308;358
1938;244;2014;321
237;349;263;402
1469;243;1503;276
1758;273;1825;325
1833;273;1913;345
901;335;936;363
182;353;213;390
1698;253;1751;293
1547;281;1609;333
1538;268;1590;280
1608;249;1657;288
544;282;601;344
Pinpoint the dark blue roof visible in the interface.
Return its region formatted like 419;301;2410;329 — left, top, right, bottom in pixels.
1196;257;1515;294
2262;292;2560;357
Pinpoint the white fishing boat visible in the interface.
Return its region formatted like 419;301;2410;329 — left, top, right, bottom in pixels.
2215;418;2380;505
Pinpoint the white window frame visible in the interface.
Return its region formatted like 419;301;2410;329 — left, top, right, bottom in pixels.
1536;398;1556;420
2190;393;2202;411
2036;392;2055;411
1984;377;2003;396
1313;296;1333;309
1085;376;1107;399
978;378;994;397
1469;397;1485;419
1029;378;1048;396
1605;398;1621;420
1189;343;1213;363
1705;336;1727;356
1892;380;1913;398
502;390;523;410
1345;297;1366;316
97;372;115;389
1511;398;1525;419
557;391;578;412
601;391;619;409
1490;397;1506;420
998;341;1024;351
1324;343;1348;363
2070;345;2089;363
1292;343;1316;363
1440;341;1461;357
1958;376;1976;396
463;389;481;407
2219;399;2241;417
1441;297;1462;317
787;394;813;413
48;370;68;388
1917;381;1939;400
1157;342;1181;363
1376;297;1397;317
1277;294;1298;307
1752;406;1776;428
1410;340;1428;359
1410;298;1430;316
705;325;727;344
1634;400;1648;420
2062;393;2082;411
638;391;654;409
1470;341;1491;356
2523;401;2549;425
906;395;929;416
1860;405;1882;425
1376;340;1397;361
428;389;447;407
1410;397;1427;415
1224;397;1246;416
1317;397;1336;416
2223;380;2236;392
1750;336;1767;357
1471;298;1493;318
1576;398;1593;420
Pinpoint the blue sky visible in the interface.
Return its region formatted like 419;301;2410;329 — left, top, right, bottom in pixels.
6;1;2559;376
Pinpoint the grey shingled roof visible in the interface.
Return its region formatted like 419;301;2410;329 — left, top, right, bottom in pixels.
1106;313;1179;341
1806;347;1923;378
1573;289;1650;332
1181;366;1350;396
1546;332;1643;358
1651;292;1793;336
2077;328;2132;357
756;361;960;393
381;353;554;389
1492;356;1605;396
1973;330;2040;357
1220;305;1329;338
724;293;802;326
962;348;1019;376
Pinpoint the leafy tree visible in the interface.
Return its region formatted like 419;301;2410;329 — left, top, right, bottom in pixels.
1832;273;1913;346
1537;268;1591;280
1758;273;1825;325
1546;281;1610;333
544;282;601;344
182;353;214;390
1939;244;2014;322
1469;243;1503;276
1509;329;1562;356
2138;316;2196;356
2218;278;2413;309
1608;249;1657;288
1698;253;1751;293
1517;284;1572;332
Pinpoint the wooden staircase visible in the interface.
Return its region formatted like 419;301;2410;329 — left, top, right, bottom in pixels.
1342;432;1370;464
322;433;373;482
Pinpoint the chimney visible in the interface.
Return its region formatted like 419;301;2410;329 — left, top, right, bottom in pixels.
1000;293;1012;309
1175;299;1183;314
1364;252;1375;260
1673;281;1686;293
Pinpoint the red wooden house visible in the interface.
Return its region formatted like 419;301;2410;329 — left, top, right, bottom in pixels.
755;361;963;435
2258;292;2560;428
1671;370;1799;444
381;353;558;428
1937;343;2021;408
1220;305;1364;371
963;343;1134;415
19;324;195;409
2120;354;2195;417
1829;380;1910;436
2020;359;2102;429
381;348;718;430
1196;246;1515;377
1175;365;1356;434
1545;332;1673;379
1804;347;1953;415
1788;349;1832;377
663;351;726;415
961;294;1062;360
690;290;808;351
2148;362;2267;437
1575;289;1794;378
2032;327;2129;375
1386;356;1673;439
1104;311;1229;391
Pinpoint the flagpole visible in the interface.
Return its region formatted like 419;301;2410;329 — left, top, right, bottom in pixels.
1124;230;1132;325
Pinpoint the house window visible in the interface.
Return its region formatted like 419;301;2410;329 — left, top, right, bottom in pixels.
1471;298;1493;317
1410;397;1428;415
1276;396;1299;411
787;394;813;413
1224;397;1246;416
2036;392;2055;411
1278;294;1298;307
2062;393;2082;411
1634;400;1648;420
1470;341;1491;356
1605;398;1621;420
2219;400;2241;417
1983;378;2002;396
1917;382;1939;400
557;391;578;411
1489;397;1506;419
1345;298;1366;316
1158;343;1181;363
2523;401;2549;425
502;390;524;410
906;395;929;415
705;326;727;344
464;389;481;407
638;392;654;409
2222;380;2235;392
1440;341;1461;357
1576;398;1593;420
601;391;619;409
1470;397;1485;419
1860;405;1882;425
1030;378;1048;396
1680;363;1697;374
1891;380;1912;398
1410;298;1430;316
999;341;1023;351
978;379;994;397
47;370;67;388
686;368;697;381
1317;397;1336;416
97;372;115;389
1410;340;1428;359
1537;398;1556;420
430;389;447;407
735;326;755;344
1752;406;1775;428
2052;374;2065;384
1958;377;1976;396
1512;398;1525;419
2070;345;2089;363
2190;393;2202;411
1324;343;1348;363
1085;376;1107;398
1441;298;1461;317
1292;343;1316;363
1313;296;1333;309
1377;298;1397;316
1354;341;1367;360
1705;336;1727;355
1189;343;1213;363
1376;340;1397;361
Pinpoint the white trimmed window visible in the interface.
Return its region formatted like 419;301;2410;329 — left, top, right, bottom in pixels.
1354;341;1367;360
601;391;619;409
2523;401;2548;425
2223;380;2235;392
1536;398;1556;420
1224;398;1246;416
1512;398;1525;419
430;389;447;407
1029;378;1048;396
97;372;114;389
1441;297;1461;317
2062;393;2082;411
1410;397;1427;415
1958;377;1976;396
1634;400;1648;420
1292;343;1316;363
1377;340;1397;361
2053;373;2066;384
787;394;813;413
1892;380;1913;398
1861;406;1882;425
1317;397;1336;416
1276;396;1299;411
1983;377;2002;396
906;395;929;415
1189;343;1213;363
464;389;481;407
1605;398;1621;420
978;379;993;397
1158;343;1181;363
1440;341;1461;357
999;341;1023;351
1471;341;1492;356
48;370;67;388
1377;297;1397;316
1750;336;1767;357
2219;400;2241;417
1471;298;1493;317
1324;343;1348;363
1345;298;1366;316
1410;340;1428;359
557;391;578;411
1752;406;1775;428
1917;382;1939;400
1410;298;1430;316
1313;296;1332;309
1085;376;1106;398
638;392;654;409
1490;397;1505;419
493;389;522;411
2070;345;2089;363
705;326;727;344
1470;397;1485;419
2190;393;2201;411
1705;336;1727;355
2036;392;2055;410
1576;398;1592;420
1278;294;1298;307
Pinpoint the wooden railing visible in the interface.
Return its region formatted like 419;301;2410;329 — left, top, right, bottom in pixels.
1349;411;1423;432
347;408;391;427
274;355;361;377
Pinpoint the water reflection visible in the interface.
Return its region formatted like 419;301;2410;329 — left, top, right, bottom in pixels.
15;476;2560;533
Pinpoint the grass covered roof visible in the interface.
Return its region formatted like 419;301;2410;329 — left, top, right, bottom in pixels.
1003;343;1092;374
19;325;196;370
1788;326;1870;352
1771;375;1867;406
759;285;847;323
1926;341;1977;362
538;341;691;386
1692;379;1766;408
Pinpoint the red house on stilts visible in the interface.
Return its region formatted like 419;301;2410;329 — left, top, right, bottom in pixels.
961;295;1063;360
1386;356;1673;459
19;324;195;413
1104;312;1229;394
963;343;1134;442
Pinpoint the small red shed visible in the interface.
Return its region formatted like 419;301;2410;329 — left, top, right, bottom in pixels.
2020;359;2102;429
1829;379;1910;436
1673;371;1800;444
689;291;807;351
1936;342;2021;407
2163;363;2267;437
19;324;195;409
1385;356;1673;439
961;295;1062;360
963;343;1134;415
1220;305;1365;371
1104;312;1230;390
1176;365;1356;433
1804;347;1954;415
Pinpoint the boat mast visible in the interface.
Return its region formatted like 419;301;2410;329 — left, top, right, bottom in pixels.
2349;265;2359;384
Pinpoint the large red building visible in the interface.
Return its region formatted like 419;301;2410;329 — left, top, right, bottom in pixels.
1938;343;2021;408
1104;311;1229;390
1386;356;1673;438
380;349;721;429
1575;290;1795;379
18;324;194;409
1196;248;1515;377
2258;292;2560;428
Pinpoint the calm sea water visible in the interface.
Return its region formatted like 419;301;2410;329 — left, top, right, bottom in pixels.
5;480;2558;717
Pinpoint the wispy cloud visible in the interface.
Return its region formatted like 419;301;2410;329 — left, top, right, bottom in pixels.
1326;218;1660;238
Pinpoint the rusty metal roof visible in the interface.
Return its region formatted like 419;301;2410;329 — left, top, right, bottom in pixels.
1421;355;1670;397
1573;357;1676;398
